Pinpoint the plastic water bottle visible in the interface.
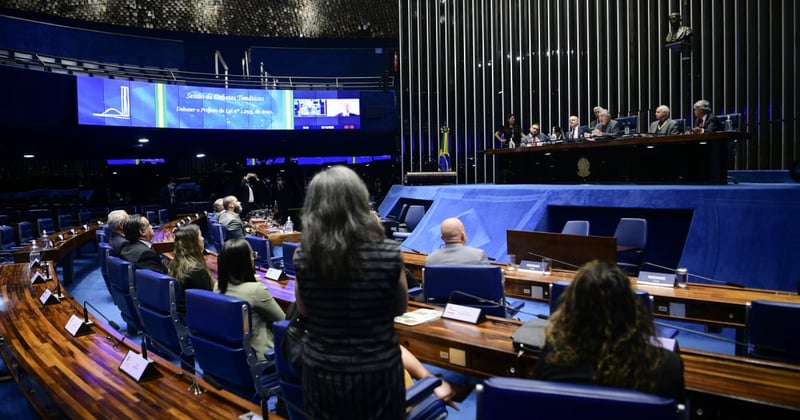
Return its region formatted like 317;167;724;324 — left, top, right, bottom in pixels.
284;217;293;233
724;116;733;132
508;139;515;148
40;230;50;249
29;240;40;264
623;125;630;136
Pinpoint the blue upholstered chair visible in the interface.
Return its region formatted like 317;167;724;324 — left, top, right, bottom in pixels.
37;217;55;237
158;208;169;225
0;225;15;250
97;242;113;296
476;377;681;420
614;218;648;274
561;220;590;235
746;300;800;363
245;235;281;269
273;320;447;420
18;221;34;244
185;289;277;414
717;113;742;132
57;213;73;231
393;205;425;241
207;221;225;253
134;269;194;368
145;210;158;228
615;115;638;134
423;265;522;318
78;210;94;225
282;241;299;279
106;256;141;334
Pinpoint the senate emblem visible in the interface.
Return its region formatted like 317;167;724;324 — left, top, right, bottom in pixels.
577;157;591;178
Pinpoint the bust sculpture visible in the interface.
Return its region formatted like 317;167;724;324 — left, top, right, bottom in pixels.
665;12;693;44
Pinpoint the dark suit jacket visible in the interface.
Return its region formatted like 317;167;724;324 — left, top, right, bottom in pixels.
565;125;589;141
120;240;167;274
694;114;721;132
109;231;129;257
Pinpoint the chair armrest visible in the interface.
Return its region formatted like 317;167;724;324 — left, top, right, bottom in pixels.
408;286;423;296
406;376;441;407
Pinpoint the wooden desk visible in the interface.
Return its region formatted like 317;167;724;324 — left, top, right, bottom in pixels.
151;213;206;254
0;263;268;418
485;132;747;184
395;302;800;415
13;224;100;284
506;230;617;268
253;223;301;245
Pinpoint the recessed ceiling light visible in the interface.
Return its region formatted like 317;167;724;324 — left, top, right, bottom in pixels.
196;153;206;158
23;154;35;158
138;138;150;143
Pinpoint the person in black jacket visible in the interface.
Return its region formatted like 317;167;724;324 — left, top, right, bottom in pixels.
120;213;167;274
691;99;721;134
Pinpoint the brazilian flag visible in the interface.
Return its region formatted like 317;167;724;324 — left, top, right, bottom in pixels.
438;126;452;171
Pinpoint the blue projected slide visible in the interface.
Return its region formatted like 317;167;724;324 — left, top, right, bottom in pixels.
76;77;360;130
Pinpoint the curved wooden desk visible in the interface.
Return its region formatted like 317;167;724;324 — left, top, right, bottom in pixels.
13;224;101;284
151;213;206;254
0;262;267;418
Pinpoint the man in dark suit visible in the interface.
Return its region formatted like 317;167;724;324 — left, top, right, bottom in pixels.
425;217;489;266
691;99;721;133
120;213;167;274
566;115;589;141
107;209;129;257
648;105;682;135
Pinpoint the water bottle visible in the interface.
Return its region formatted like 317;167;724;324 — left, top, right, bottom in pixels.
508;139;516;148
724;116;733;132
29;240;40;264
623;125;630;136
284;217;293;233
40;230;50;249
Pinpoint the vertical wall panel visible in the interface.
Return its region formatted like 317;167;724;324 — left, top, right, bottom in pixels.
400;0;798;183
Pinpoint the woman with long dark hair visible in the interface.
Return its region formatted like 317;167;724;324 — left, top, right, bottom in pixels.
168;224;214;309
295;166;407;419
536;260;684;401
216;238;285;359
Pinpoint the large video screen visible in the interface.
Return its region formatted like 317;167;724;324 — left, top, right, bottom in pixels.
76;76;360;130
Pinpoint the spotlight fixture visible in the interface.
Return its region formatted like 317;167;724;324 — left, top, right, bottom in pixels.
23;154;35;158
138;138;150;143
196;153;206;158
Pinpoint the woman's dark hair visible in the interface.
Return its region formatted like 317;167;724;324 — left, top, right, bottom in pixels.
297;166;385;284
506;113;517;125
217;238;255;294
168;224;211;289
544;260;662;392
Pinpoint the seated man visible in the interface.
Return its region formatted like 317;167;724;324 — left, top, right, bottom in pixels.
218;195;247;240
212;198;224;220
425;217;489;266
120;213;167;274
107;209;129;257
586;108;620;138
648;105;682;135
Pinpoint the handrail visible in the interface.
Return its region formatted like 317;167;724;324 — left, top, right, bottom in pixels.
1;47;393;90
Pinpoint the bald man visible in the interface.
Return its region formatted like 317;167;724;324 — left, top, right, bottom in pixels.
425;217;489;266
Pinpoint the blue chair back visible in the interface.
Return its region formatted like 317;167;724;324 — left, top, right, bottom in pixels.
561;220;590;235
18;221;34;244
37;217;55;236
146;210;157;227
717;113;742;131
135;269;193;360
208;222;225;253
747;300;800;363
393;205;426;240
616;115;638;133
273;319;305;419
397;203;410;222
27;208;50;221
98;242;113;296
0;225;15;250
58;214;73;231
423;265;508;317
245;235;270;268
283;242;299;278
78;210;94;225
158;209;169;225
185;289;260;400
614;218;648;249
477;377;678;420
106;256;141;334
550;281;652;315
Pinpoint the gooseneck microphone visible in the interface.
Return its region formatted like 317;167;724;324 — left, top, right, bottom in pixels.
83;301;121;331
641;262;745;288
525;251;582;270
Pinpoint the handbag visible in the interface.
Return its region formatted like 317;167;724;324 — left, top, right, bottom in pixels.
281;303;307;377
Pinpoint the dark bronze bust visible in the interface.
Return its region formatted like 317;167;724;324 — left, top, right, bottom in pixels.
665;12;693;44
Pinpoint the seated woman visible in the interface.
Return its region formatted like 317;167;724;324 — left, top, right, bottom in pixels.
168;224;214;311
535;260;684;401
215;238;285;359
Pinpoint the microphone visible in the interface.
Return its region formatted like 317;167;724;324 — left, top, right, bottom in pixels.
525;251;582;270
641;262;745;288
83;301;121;331
141;339;149;360
447;290;548;320
53;282;64;300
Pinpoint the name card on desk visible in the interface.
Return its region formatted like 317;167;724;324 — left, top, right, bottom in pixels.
39;288;60;305
441;303;482;324
265;268;283;281
65;314;94;336
31;271;46;284
637;271;676;288
29;259;42;270
120;350;162;382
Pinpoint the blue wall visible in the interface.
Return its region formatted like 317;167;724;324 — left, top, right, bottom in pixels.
379;183;800;292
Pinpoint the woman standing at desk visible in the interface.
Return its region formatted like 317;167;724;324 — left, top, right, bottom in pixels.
295;166;407;419
536;261;684;401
